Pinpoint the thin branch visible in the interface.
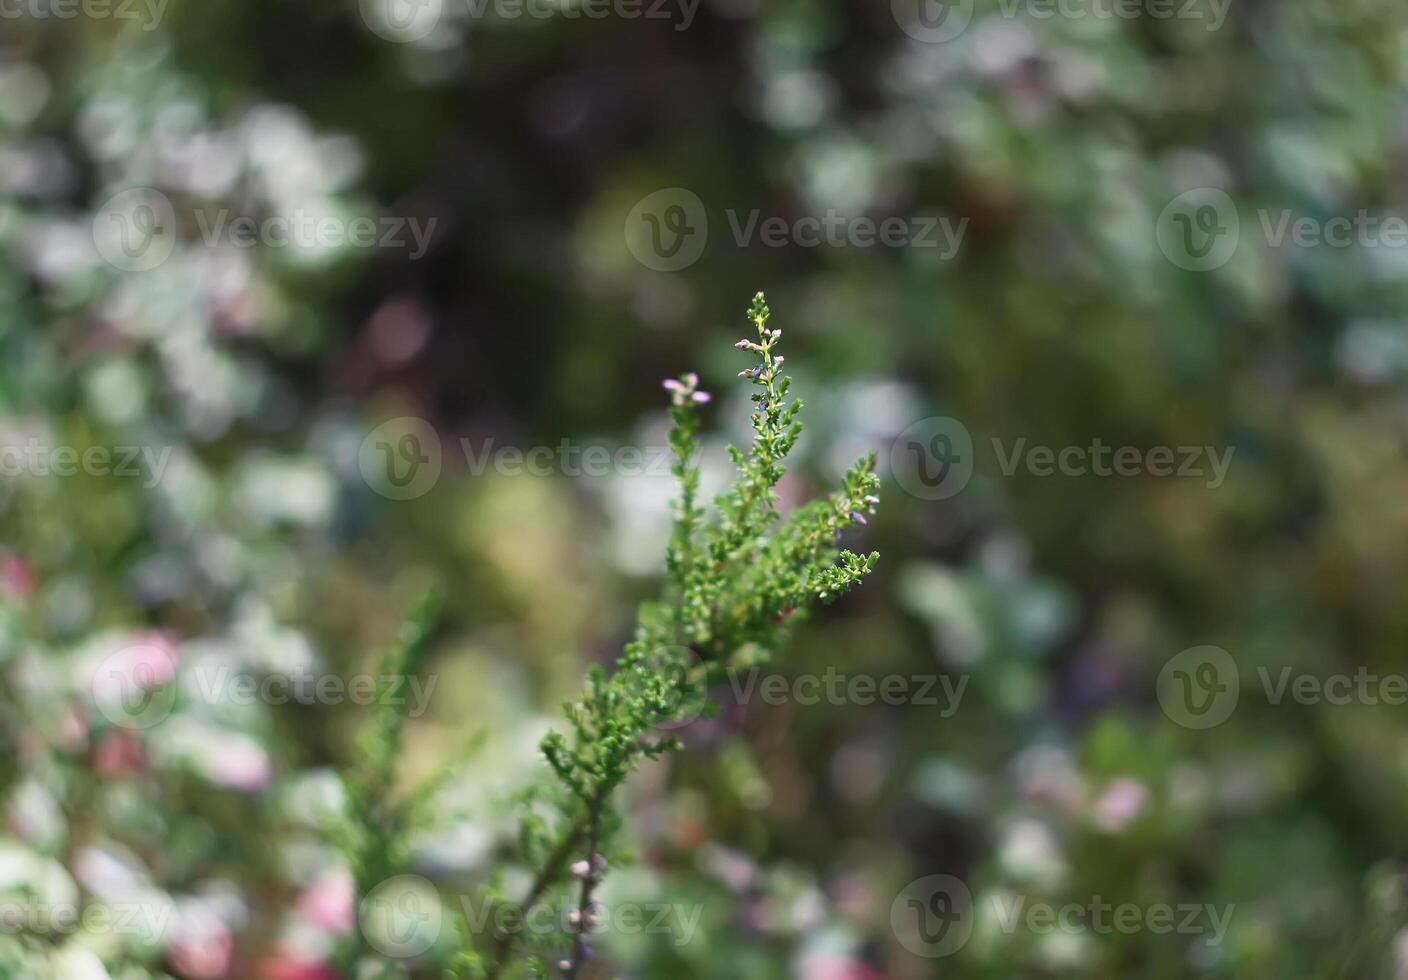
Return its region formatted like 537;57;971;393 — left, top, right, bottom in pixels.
483;812;589;980
563;797;605;979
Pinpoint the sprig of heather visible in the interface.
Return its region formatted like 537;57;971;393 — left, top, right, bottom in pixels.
330;587;444;969
463;292;880;979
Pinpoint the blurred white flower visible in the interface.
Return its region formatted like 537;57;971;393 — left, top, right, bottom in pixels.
157;718;271;791
0;63;51;129
50;946;112;980
997;819;1066;888
0;844;78;909
235;455;336;527
9;779;65;851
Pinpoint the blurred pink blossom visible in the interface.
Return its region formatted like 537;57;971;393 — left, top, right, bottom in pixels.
91;632;179;703
801;955;885;980
1091;777;1151;834
203;733;272;791
297;868;354;933
260;954;339;980
169;923;233;979
0;553;35;598
93;731;145;778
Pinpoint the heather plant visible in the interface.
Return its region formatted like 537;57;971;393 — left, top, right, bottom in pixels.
340;293;880;979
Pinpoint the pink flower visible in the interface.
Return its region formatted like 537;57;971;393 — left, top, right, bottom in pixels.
801;956;885;980
1091;777;1151;833
297;869;355;933
209;739;271;791
260;954;339;980
0;554;35;599
55;704;89;753
91;632;179;704
169;924;233;979
93;731;146;778
662;374;711;407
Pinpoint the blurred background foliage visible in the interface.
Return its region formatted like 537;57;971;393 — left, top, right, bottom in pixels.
3;0;1408;976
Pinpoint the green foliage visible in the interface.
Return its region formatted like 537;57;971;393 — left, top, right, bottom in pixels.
336;587;443;894
340;293;880;979
480;292;879;977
